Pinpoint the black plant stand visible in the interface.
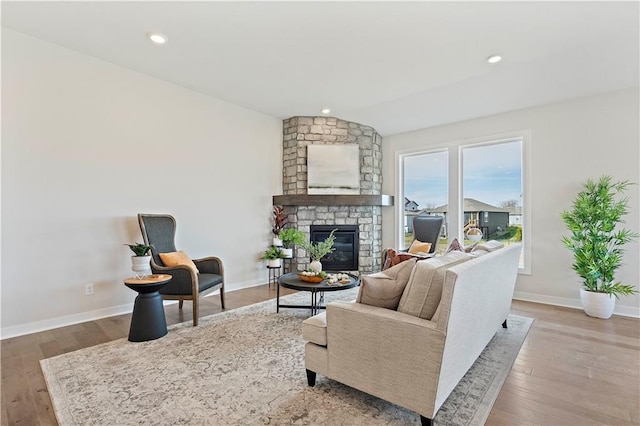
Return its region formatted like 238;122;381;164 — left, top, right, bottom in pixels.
124;274;172;342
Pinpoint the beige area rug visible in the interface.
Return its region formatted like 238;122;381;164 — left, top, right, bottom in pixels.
41;289;532;425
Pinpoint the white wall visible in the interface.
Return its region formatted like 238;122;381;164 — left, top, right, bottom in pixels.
382;89;640;316
1;29;283;337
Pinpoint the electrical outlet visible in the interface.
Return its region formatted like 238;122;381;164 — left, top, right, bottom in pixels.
85;283;95;295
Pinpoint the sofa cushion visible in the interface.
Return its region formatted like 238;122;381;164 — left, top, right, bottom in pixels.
357;258;417;309
302;312;328;346
397;251;471;320
408;239;432;255
472;240;505;252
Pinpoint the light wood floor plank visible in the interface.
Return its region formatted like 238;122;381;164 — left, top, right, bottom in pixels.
1;288;639;426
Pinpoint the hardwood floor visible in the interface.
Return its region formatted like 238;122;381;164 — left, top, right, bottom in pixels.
2;288;638;425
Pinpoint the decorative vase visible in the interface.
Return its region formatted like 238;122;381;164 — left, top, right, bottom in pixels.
309;260;322;273
131;255;151;278
466;228;483;243
580;287;615;319
280;248;293;258
273;237;283;247
268;259;282;268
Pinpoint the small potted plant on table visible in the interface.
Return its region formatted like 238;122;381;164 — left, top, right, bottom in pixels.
125;242;153;277
301;229;337;272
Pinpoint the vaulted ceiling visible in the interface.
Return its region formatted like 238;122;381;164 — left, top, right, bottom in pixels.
3;1;638;135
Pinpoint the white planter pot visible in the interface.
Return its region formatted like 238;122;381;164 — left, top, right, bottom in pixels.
280;248;293;258
273;237;283;247
466;228;483;243
309;260;322;273
580;287;615;319
267;259;282;268
131;255;151;277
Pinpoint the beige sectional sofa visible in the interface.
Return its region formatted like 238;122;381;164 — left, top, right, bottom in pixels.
302;244;522;425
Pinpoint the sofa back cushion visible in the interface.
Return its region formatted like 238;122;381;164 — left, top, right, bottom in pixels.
357;257;417;309
397;251;471;320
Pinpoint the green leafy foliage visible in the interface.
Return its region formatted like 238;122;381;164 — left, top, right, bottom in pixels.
125;242;152;256
262;245;285;260
561;176;638;298
301;229;337;261
514;226;522;242
278;228;306;248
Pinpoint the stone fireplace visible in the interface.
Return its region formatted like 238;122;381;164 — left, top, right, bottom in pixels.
273;116;393;275
310;225;359;271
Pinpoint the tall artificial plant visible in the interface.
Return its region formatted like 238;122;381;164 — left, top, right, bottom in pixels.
561;175;638;298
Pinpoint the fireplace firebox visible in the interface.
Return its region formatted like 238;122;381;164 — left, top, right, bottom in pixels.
309;225;359;271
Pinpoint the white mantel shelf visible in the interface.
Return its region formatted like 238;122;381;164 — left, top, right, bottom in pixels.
273;194;394;207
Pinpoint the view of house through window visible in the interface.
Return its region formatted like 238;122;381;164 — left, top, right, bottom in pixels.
403;150;448;253
462;140;523;266
402;138;525;269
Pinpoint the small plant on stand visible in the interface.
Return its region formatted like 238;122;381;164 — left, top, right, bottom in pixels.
125;242;153;278
278;228;306;258
272;206;287;246
301;229;337;273
262;245;285;268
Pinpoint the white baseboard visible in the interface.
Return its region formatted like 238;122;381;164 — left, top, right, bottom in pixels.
0;303;135;340
1;278;269;340
513;291;640;318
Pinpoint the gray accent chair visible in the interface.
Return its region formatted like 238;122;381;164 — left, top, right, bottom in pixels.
138;213;225;326
411;216;444;254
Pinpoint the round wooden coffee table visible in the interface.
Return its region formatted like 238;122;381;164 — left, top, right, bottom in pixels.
277;272;359;315
124;274;172;342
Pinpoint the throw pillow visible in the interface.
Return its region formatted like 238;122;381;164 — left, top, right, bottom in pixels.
446;237;465;253
446;237;478;253
382;248;420;270
159;250;199;275
357;258;417;309
408;239;432;255
397;250;471;320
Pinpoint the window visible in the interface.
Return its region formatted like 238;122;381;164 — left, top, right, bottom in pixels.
402;150;449;253
398;132;530;273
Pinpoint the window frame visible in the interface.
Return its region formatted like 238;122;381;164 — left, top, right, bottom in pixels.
395;130;531;274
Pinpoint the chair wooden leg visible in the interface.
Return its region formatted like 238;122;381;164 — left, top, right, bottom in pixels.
193;298;199;326
220;288;225;310
179;299;184;309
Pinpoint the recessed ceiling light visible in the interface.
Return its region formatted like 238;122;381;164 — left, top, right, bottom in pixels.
321;108;331;115
486;54;502;64
147;33;168;45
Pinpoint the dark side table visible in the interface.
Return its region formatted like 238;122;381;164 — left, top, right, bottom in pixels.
124;274;172;342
